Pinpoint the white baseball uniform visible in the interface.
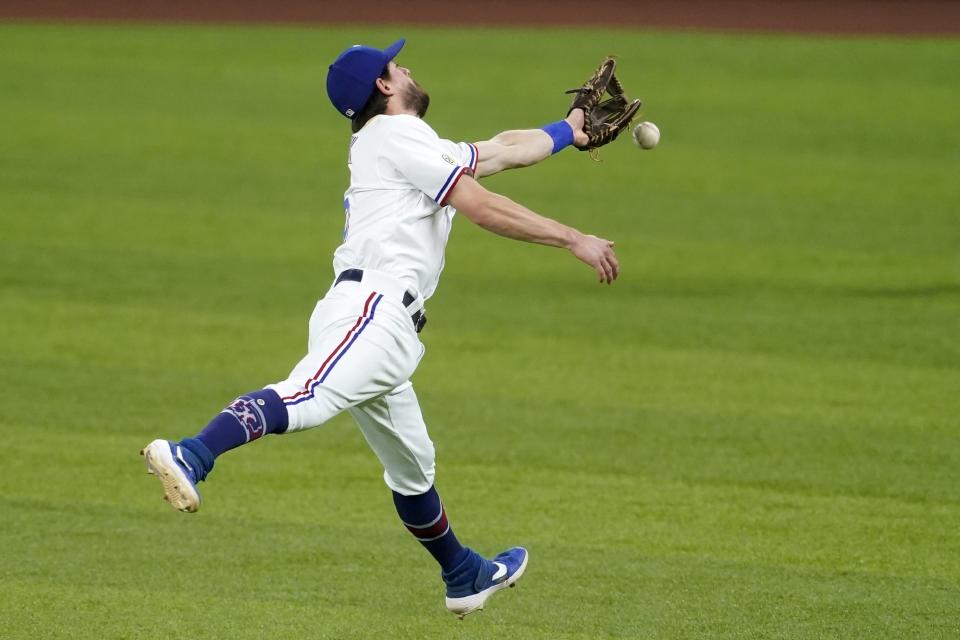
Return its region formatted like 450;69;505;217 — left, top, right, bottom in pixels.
268;114;479;495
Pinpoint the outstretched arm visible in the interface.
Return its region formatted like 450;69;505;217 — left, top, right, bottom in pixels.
447;173;619;284
473;109;588;179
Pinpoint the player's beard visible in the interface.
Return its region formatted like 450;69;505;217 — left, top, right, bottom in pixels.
404;81;430;118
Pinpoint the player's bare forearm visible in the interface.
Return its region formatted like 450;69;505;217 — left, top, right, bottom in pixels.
447;175;619;283
474;129;553;176
473;110;588;178
462;187;576;247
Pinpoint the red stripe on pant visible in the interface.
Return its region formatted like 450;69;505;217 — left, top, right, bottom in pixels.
281;291;377;403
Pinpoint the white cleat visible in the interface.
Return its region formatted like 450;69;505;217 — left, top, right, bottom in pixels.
140;439;201;513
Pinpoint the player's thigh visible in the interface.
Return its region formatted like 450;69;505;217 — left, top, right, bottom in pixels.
270;294;422;432
349;381;435;495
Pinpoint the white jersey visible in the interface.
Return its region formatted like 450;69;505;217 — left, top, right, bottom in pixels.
332;114;479;300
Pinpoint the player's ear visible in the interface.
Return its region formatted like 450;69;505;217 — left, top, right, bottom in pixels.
375;76;394;97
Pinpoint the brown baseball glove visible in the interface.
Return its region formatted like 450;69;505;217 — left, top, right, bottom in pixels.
567;57;642;151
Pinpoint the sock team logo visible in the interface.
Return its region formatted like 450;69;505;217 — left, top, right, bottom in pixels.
223;396;268;442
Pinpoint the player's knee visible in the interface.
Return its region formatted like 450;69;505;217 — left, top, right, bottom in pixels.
384;450;435;496
422;459;436;489
385;470;434;496
418;441;437;489
269;381;350;433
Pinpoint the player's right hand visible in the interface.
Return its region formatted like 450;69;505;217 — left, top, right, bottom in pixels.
569;233;619;284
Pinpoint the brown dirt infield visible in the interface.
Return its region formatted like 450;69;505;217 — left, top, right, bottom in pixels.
1;0;959;36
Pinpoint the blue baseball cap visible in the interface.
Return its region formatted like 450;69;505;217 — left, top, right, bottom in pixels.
326;39;405;119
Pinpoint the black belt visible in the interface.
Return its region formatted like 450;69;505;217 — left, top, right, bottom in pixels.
335;269;427;333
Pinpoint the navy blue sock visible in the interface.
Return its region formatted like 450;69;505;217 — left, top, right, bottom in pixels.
179;389;288;480
441;549;485;592
393;486;470;572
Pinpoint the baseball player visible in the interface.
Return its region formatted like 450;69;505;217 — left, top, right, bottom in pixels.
141;39;622;618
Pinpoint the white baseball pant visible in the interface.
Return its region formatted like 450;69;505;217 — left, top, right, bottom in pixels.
267;271;434;495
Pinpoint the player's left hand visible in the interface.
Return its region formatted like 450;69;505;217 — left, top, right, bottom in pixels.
567;57;642;151
565;108;589;147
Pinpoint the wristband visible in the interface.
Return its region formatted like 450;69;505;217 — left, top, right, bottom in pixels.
541;120;574;154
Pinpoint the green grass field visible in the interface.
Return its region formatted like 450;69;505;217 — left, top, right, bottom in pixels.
1;22;958;639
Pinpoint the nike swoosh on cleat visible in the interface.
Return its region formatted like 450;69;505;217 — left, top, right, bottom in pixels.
491;562;507;583
174;446;194;476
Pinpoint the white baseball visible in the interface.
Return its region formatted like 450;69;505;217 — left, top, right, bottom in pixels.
632;121;660;149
